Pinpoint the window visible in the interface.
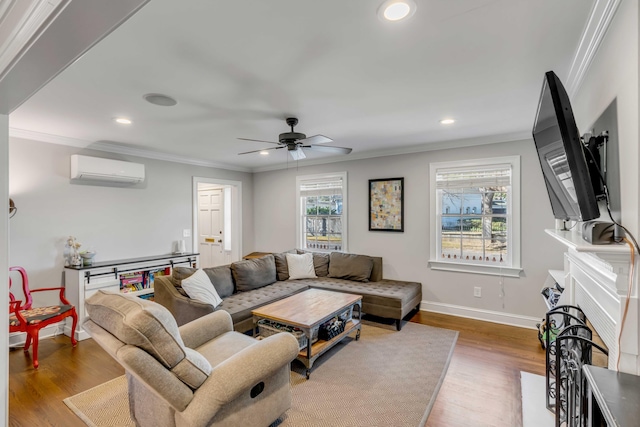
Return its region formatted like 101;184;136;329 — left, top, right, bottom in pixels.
296;172;347;252
429;156;521;277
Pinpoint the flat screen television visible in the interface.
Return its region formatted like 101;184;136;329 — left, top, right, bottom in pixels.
532;71;600;222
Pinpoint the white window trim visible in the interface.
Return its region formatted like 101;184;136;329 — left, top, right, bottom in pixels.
428;156;522;278
296;172;348;252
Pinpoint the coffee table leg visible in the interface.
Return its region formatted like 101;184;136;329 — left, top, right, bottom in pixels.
306;329;313;379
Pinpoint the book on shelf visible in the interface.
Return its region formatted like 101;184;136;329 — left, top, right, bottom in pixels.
120;270;158;292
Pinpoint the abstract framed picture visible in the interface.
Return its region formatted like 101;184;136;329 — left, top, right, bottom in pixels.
369;177;404;232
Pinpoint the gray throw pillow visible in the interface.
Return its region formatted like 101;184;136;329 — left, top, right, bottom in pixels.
202;265;235;298
273;252;290;281
297;250;330;277
328;252;374;282
231;254;277;291
172;267;196;285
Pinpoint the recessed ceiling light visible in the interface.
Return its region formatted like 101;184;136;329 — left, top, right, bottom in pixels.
259;150;269;156
440;119;456;125
114;117;132;125
143;93;178;107
378;0;416;22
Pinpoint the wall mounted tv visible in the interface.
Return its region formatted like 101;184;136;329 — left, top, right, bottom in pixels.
532;71;600;222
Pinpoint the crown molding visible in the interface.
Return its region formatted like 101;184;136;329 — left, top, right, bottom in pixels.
0;0;67;80
12;126;531;174
10;127;91;147
89;141;252;173
250;130;532;173
9;127;252;172
566;0;621;97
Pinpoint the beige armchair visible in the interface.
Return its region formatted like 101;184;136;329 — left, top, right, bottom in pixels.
83;290;299;427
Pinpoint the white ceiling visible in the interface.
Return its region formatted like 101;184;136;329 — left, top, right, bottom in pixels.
8;0;596;172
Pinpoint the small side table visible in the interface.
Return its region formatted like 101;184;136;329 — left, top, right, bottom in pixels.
583;365;640;426
243;252;272;260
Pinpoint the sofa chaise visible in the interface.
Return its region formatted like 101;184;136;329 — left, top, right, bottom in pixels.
155;251;422;332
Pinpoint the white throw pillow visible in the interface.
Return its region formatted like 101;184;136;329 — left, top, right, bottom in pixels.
181;269;223;308
286;252;317;280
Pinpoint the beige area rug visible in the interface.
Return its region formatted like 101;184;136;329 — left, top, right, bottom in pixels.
64;321;458;427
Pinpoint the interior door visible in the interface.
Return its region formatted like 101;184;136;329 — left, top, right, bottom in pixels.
198;188;225;267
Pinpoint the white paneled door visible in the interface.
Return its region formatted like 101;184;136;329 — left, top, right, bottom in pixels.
198;188;225;267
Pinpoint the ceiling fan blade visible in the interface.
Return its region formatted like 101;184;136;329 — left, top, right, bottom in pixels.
289;148;306;160
237;137;281;145
302;144;352;154
298;134;332;145
238;146;284;155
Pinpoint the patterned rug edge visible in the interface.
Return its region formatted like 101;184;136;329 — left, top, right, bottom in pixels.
63;376;128;427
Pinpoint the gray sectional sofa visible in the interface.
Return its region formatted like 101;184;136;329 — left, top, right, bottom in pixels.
154;251;422;332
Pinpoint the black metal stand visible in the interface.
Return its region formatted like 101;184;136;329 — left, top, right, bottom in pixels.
542;304;609;427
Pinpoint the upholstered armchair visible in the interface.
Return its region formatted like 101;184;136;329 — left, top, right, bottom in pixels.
83;290;299;427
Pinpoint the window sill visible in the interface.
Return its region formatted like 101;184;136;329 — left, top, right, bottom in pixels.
428;260;522;278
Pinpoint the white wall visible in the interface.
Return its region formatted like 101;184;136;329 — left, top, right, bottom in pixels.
572;0;639;236
9;137;254;302
253;138;564;324
1;114;9;427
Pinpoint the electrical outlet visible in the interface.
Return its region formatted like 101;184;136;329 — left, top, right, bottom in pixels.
474;287;482;298
183;229;191;238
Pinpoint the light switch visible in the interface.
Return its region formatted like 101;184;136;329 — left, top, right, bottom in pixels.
183;229;191;238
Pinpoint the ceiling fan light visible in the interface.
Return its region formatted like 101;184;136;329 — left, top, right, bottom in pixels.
259;150;269;156
439;118;456;125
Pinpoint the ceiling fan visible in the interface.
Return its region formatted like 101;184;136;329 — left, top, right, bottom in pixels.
238;117;352;160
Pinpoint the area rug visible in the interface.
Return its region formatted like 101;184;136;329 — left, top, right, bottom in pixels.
64;321;458;427
520;371;554;427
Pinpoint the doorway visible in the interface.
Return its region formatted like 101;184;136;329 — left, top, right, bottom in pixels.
193;177;242;268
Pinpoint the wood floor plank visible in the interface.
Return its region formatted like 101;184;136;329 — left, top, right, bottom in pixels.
8;311;546;426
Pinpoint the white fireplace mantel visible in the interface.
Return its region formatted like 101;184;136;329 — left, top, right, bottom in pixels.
546;229;639;374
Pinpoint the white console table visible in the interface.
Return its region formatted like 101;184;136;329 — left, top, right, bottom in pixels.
546;229;638;374
64;253;198;341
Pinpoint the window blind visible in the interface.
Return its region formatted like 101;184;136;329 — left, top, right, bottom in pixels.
435;164;512;190
299;177;343;197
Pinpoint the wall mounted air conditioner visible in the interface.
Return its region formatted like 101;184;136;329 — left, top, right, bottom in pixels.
70;155;145;183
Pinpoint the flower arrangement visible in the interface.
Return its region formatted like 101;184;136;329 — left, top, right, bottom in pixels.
65;236;82;266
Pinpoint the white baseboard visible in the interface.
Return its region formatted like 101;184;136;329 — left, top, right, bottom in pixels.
9;321;66;347
421;300;540;330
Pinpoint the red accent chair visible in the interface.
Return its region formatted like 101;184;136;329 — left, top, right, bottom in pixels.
9;266;78;368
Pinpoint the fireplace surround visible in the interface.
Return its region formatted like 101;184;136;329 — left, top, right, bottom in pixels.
546;229;638;375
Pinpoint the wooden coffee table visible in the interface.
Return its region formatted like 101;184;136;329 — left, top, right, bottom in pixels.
252;289;362;379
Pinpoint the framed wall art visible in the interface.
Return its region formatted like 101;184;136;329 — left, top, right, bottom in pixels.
369;177;404;232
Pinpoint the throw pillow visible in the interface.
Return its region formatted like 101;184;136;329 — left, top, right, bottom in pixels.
231;254;277;292
273;252;290;281
328;252;374;282
286;252;317;280
202;265;235;298
181;269;223;308
172;267;196;285
297;250;330;276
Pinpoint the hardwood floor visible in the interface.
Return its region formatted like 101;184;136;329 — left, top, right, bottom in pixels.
418;312;546;427
8;312;546;427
